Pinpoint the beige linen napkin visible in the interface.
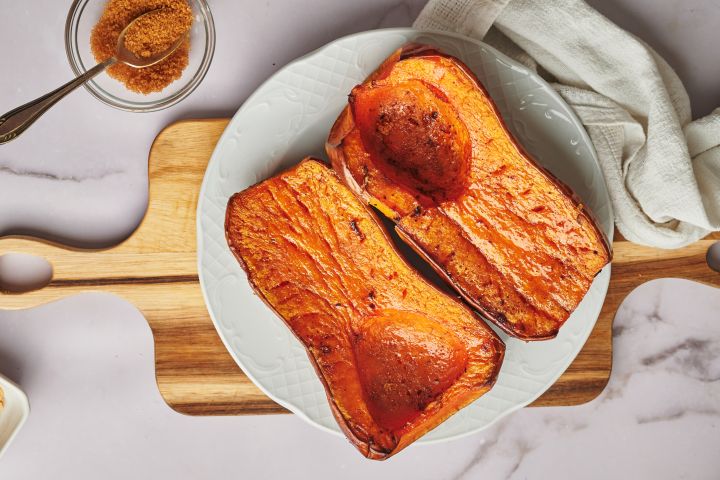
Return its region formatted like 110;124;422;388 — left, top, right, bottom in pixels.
415;0;720;248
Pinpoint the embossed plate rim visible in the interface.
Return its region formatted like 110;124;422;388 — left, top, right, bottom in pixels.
197;28;614;445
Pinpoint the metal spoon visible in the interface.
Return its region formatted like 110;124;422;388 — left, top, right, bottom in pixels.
0;10;187;145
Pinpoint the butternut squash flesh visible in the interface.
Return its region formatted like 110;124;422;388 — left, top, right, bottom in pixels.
327;45;612;340
225;159;504;459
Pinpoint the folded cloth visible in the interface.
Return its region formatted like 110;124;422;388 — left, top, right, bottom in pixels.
415;0;720;249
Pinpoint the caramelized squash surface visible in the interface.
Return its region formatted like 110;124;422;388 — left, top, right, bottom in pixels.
327;45;611;340
225;159;504;459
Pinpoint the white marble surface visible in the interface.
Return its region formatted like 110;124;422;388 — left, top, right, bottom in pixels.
1;0;719;478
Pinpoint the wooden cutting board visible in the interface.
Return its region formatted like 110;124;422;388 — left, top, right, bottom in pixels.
1;118;718;415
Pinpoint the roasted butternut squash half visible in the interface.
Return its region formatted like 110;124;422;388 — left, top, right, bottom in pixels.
327;45;611;340
226;159;504;459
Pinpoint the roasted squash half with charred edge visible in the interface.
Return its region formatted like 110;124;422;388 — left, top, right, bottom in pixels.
226;159;504;460
327;45;612;340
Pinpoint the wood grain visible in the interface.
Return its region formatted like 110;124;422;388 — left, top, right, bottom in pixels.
1;118;718;415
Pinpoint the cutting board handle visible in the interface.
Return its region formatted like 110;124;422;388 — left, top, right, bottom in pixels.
0;119;215;311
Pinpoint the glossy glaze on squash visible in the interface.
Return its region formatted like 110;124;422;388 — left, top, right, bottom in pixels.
225;159;504;459
327;45;612;340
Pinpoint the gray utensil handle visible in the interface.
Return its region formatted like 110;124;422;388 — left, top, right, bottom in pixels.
0;58;115;145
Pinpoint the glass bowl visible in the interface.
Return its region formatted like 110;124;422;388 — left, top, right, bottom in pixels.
65;0;215;112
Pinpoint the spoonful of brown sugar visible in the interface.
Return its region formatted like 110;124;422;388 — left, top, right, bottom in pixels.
0;8;190;145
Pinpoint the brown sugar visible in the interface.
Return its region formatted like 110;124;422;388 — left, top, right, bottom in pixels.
90;0;193;94
123;9;192;59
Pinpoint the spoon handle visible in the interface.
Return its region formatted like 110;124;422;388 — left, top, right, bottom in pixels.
0;58;116;145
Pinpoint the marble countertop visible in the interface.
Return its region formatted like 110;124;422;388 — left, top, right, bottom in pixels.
0;0;718;478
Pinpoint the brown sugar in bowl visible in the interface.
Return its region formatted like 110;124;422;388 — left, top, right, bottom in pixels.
65;0;215;112
90;0;193;94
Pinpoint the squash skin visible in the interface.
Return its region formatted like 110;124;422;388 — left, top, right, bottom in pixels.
327;45;612;340
225;159;504;459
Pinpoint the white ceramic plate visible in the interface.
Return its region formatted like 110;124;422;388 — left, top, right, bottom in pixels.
0;373;29;458
198;28;614;444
